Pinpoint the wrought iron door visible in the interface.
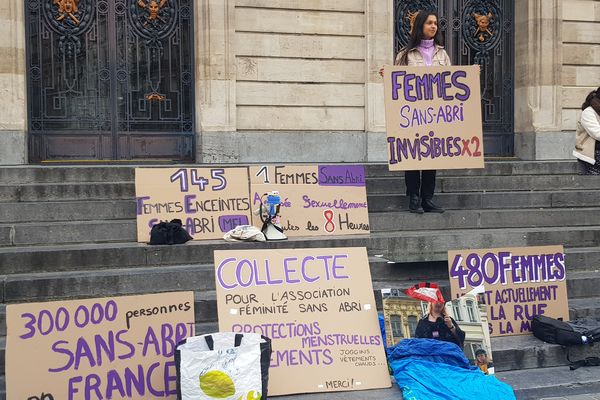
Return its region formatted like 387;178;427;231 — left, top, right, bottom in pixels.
26;0;195;162
394;0;514;156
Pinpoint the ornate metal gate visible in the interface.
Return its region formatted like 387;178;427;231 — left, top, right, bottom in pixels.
26;0;195;162
394;0;514;156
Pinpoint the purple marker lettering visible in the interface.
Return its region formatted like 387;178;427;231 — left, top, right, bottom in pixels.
68;376;83;400
136;196;150;215
284;257;301;284
216;258;237;290
332;255;349;279
301;256;318;283
146;362;165;397
124;365;145;396
184;194;197;213
391;71;406;100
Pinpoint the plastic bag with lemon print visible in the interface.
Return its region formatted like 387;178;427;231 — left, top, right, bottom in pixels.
176;332;272;400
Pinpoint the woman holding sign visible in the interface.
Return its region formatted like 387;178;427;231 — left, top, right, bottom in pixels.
574;87;600;175
380;11;450;213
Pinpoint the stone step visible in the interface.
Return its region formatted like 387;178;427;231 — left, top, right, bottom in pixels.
0;219;135;246
0;161;578;185
366;160;579;177
2;229;600;274
0;200;136;223
367;175;600;194
368;190;600;212
0;182;134;202
497;365;600;400
1;189;597;228
370;207;600;233
1;174;594;204
1;264;597;310
3;364;591;400
382;226;600;262
569;297;600;319
0;166;135;184
2;207;600;246
492;332;600;372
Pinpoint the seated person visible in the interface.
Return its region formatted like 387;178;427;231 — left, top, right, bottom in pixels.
415;302;465;348
475;348;494;375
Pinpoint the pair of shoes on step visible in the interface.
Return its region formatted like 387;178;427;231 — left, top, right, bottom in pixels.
408;194;445;214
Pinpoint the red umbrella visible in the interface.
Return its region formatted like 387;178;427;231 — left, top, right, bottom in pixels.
404;282;445;303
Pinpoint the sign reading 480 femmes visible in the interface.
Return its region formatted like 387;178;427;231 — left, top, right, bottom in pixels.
384;65;484;171
135;167;252;242
448;246;569;337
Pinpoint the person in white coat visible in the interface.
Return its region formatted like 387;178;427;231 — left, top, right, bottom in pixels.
574;87;600;174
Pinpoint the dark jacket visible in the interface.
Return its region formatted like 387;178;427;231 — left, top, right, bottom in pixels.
415;315;465;348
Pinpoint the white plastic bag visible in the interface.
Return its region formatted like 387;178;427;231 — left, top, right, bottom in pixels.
177;332;264;400
223;225;266;242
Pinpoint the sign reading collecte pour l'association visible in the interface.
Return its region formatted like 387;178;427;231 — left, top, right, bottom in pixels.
214;247;391;396
384;65;485;171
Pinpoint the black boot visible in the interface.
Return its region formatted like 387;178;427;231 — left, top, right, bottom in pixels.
408;194;424;214
422;198;445;213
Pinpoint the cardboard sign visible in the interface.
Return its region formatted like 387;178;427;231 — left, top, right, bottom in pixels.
448;246;569;337
6;292;195;400
384;65;485;171
249;165;370;237
135;167;251;242
214;247;391;396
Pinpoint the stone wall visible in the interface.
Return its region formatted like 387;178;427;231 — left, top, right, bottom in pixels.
197;0;393;162
561;0;600;132
0;0;26;165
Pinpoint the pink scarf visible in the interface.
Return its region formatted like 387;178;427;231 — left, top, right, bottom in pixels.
417;39;436;66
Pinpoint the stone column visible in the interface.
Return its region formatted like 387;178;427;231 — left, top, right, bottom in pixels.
0;0;27;165
194;0;237;163
365;0;394;162
514;0;566;160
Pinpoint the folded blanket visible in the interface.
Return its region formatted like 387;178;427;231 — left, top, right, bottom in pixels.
388;339;515;400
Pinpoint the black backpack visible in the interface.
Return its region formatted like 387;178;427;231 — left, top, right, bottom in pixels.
532;315;600;370
149;219;193;245
532;315;586;346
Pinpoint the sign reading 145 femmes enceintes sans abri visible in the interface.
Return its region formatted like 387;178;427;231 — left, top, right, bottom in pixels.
214;247;391;396
448;246;569;337
384;65;484;171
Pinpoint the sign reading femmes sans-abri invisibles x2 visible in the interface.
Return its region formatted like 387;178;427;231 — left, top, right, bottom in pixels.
448;246;568;337
214;247;391;396
384;65;484;171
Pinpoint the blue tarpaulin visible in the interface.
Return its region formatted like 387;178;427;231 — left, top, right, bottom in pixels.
388;339;516;400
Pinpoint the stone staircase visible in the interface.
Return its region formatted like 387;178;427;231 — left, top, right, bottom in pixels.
1;161;600;399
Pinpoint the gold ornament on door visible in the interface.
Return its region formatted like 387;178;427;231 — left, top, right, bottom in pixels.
406;10;419;34
473;12;493;42
137;0;168;26
54;0;80;25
